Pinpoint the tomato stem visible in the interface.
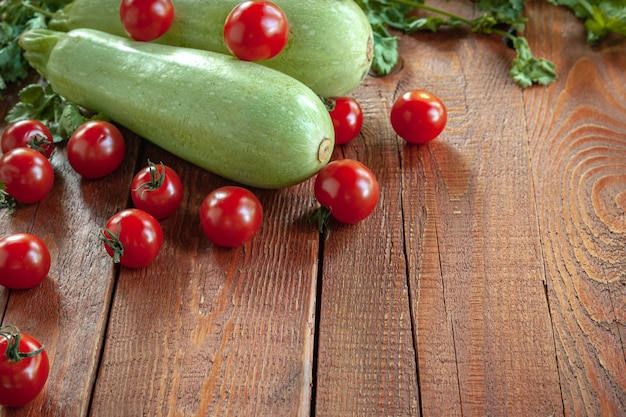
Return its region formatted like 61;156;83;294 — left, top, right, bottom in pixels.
28;134;53;157
98;224;125;264
0;325;44;363
308;206;333;241
132;160;165;195
0;183;17;213
319;96;336;112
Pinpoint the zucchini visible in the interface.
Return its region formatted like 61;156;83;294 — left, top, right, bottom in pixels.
48;0;373;98
19;28;334;189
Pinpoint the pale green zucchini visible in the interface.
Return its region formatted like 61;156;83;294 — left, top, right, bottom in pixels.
48;0;373;98
20;28;334;189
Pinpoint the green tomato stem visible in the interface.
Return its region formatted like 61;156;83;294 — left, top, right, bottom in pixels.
133;160;166;194
98;225;124;264
0;325;44;362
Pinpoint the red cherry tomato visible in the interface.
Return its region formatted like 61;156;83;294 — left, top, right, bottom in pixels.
314;159;379;224
200;186;263;247
0;147;54;204
328;97;363;145
0;233;51;290
67;121;126;179
100;208;163;268
390;89;447;144
223;1;290;61
119;0;175;42
1;119;54;158
0;326;50;408
131;161;184;219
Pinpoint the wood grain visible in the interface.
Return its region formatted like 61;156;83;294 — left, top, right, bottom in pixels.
313;74;420;415
1;1;625;416
524;2;626;416
88;142;321;416
0;118;141;416
399;27;563;415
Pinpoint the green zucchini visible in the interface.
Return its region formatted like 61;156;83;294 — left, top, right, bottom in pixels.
20;28;334;189
49;0;374;98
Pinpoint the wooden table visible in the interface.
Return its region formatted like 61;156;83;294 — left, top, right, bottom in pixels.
1;1;625;416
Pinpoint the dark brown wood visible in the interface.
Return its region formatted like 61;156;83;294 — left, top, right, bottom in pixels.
1;1;625;416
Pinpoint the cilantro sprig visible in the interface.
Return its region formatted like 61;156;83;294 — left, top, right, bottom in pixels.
1;0;71;97
547;0;626;45
5;82;108;142
357;0;557;87
357;0;624;88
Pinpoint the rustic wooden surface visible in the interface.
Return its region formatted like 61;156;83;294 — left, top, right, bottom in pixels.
1;1;626;416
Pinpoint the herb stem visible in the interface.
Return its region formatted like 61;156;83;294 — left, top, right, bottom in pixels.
20;1;54;18
388;0;516;40
575;0;596;18
387;0;472;25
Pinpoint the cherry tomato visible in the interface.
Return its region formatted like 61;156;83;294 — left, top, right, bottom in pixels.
100;208;163;268
0;147;54;204
223;1;290;61
1;119;54;158
67;121;126;179
0;326;50;408
0;233;51;290
200;186;263;247
119;0;175;42
390;89;447;144
131;161;184;219
314;159;379;224
328;97;364;145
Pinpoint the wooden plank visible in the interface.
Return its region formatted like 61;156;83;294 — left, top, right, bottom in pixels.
523;3;626;415
398;12;562;415
0;118;140;416
313;74;420;415
89;142;320;416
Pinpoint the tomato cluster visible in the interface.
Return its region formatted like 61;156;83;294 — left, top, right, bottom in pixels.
0;6;450;404
314;89;447;230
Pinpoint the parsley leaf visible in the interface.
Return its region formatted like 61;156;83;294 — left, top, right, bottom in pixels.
370;23;401;75
5;83;109;142
356;0;558;87
548;0;626;44
473;0;527;31
0;180;16;212
509;36;558;87
0;0;71;97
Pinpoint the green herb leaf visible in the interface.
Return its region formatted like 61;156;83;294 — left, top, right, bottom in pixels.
356;0;558;87
404;15;464;33
371;23;400;75
0;181;16;213
473;0;527;30
5;82;109;142
548;0;626;44
509;36;558;87
0;0;72;97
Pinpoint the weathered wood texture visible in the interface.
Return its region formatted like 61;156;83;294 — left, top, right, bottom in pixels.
1;1;625;416
524;2;626;416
